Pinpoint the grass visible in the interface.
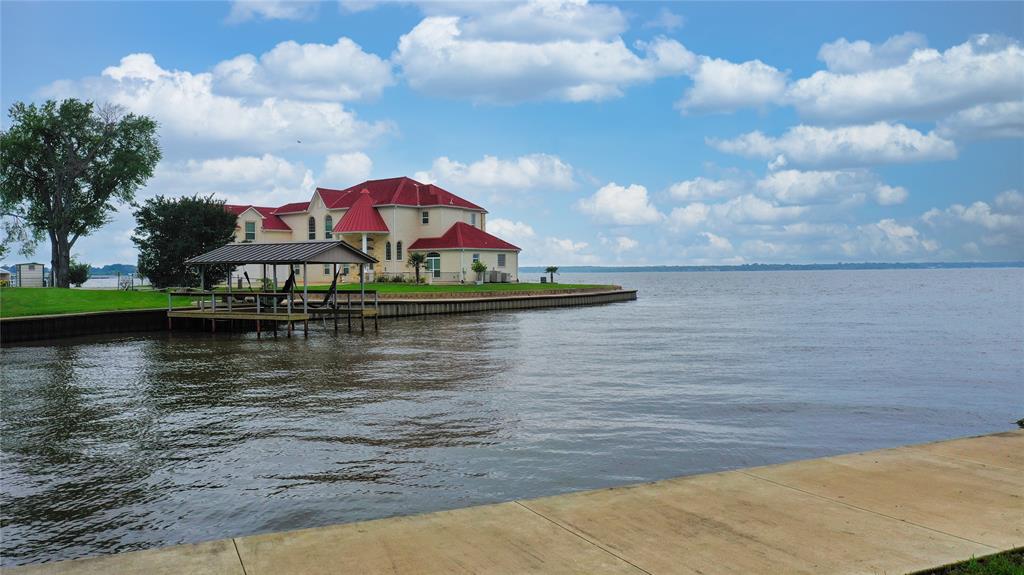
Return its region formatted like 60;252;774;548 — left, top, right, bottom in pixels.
0;282;615;318
0;288;195;318
911;549;1024;575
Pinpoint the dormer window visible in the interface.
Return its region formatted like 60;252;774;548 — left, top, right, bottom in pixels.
308;216;316;240
244;221;256;242
421;210;429;224
471;212;477;226
324;215;333;239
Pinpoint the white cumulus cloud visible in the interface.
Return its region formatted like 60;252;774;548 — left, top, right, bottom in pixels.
576;183;663;225
817;32;928;73
148;154;315;207
757;169;908;206
320;152;373;186
677;57;788;114
414;153;575;192
213;38;394;101
789;34;1024;122
44;53;393;154
709;122;957;168
936;101;1024;140
393;16;696;103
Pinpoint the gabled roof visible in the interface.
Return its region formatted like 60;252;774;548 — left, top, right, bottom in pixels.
409;222;520;252
317;177;486;212
225;205;292;231
334;189;389;233
186;240;376;265
273;202;310;214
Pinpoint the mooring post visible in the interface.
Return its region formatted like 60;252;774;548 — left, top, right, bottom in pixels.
167;291;172;331
256;293;261;339
287;297;293;338
374;291;379;331
333;263;338;334
360;263;366;334
347;291;352;332
303;262;309;338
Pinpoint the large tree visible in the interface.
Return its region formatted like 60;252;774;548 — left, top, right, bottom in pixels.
0;99;160;287
133;194;237;288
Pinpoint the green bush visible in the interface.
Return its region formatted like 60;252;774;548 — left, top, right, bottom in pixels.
68;258;90;287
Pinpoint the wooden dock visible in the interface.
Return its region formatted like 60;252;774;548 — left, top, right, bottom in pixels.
166;290;380;335
9;430;1022;574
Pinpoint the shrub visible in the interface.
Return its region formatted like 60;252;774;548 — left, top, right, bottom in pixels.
68;258;90;287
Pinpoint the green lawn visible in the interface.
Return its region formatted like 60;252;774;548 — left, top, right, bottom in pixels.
0;283;615;318
0;288;195;318
911;549;1024;575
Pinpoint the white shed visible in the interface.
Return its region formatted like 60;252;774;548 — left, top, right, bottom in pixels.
15;263;45;287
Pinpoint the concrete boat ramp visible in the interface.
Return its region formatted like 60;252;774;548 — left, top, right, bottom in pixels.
9;431;1022;574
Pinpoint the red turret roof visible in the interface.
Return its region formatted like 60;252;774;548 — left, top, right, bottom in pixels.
333;189;389;233
317;177;485;212
224;205;292;231
409;222;520;251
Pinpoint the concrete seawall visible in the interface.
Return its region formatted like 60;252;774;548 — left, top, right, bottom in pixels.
0;289;637;344
9;430;1022;574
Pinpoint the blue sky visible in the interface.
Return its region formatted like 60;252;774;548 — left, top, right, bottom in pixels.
2;1;1022;266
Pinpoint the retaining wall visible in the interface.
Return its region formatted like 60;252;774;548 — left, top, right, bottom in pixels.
1;290;637;344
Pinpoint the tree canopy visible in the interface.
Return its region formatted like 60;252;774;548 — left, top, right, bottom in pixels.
0;99;161;286
132;194;237;288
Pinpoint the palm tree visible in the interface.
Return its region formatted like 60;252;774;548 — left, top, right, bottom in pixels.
408;252;427;283
545;265;559;284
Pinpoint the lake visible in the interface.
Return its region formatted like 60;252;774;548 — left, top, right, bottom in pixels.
2;268;1022;567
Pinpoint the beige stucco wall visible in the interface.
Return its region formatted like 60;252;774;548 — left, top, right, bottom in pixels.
227;197;509;285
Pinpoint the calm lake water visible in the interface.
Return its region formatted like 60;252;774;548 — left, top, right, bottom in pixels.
2;269;1022;566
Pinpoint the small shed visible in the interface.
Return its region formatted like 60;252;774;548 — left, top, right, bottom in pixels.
15;263;45;287
0;268;12;285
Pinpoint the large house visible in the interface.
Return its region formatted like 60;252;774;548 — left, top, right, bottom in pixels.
225;177;521;284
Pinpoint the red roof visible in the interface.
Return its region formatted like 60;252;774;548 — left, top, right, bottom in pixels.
273;201;310;214
334;189;389;233
409;222;520;251
224;204;292;231
317;177;485;212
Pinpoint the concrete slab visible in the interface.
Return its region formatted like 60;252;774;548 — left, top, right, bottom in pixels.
521;470;993;575
746;443;1024;549
911;431;1024;471
233;501;645;575
5;539;243;575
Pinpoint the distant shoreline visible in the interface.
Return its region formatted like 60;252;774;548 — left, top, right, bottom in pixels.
520;261;1024;273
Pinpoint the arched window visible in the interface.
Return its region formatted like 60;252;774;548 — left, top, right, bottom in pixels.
307;217;316;240
324;215;333;239
385;241;392;261
396;241;403;262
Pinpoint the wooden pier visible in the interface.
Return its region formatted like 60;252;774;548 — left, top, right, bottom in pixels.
166;290;379;336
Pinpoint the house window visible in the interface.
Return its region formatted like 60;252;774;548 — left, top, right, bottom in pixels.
323;265;331;275
343;265;350;276
308;217;316;240
497;254;507;268
396;241;403;261
324;215;333;239
292;264;301;278
471;212;477;226
27;264;35;270
385;241;392;261
421;210;429;224
244;221;256;241
472;253;480;263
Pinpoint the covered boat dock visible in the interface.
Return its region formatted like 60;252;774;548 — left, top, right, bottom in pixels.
169;240;378;336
